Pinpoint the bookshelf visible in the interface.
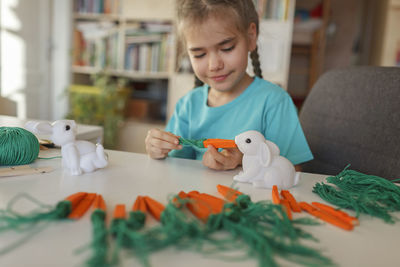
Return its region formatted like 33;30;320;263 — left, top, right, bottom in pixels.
70;0;297;153
370;0;400;66
250;0;296;89
287;0;331;109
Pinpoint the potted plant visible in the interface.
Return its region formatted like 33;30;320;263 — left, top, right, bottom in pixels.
67;72;129;148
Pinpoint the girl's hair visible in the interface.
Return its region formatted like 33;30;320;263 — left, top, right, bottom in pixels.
177;0;263;88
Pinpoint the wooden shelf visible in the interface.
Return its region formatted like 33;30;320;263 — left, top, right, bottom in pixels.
72;66;171;80
73;13;121;21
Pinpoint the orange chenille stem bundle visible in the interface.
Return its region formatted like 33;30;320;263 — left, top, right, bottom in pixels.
179;137;237;149
299;202;354;231
217;184;243;202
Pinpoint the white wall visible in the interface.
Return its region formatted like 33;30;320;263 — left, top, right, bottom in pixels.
0;0;71;120
50;0;72;120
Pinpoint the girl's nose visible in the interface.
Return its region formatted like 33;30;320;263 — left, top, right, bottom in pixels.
208;53;223;71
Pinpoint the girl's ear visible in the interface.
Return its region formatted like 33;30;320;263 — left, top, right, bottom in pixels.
247;22;257;52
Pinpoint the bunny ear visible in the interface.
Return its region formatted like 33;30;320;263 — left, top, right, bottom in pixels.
25;121;53;134
258;142;272;167
265;140;280;156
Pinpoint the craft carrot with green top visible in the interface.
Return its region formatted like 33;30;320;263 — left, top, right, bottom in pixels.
272;185;281;204
113;204;126;219
179;137;237;149
217;184;243;202
280;199;293;220
68;193;97;219
92;194;106;211
143;196;165;221
132;196;147;213
172;191;188;208
86;194;108;267
65;192;88;211
311;202;359;225
281;190;301;212
203;139;237;148
299;202;353;231
188;191;225;214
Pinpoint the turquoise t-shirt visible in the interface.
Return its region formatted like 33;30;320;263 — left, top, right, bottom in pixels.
165;77;313;165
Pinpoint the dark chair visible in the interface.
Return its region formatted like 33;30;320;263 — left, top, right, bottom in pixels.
299;66;400;180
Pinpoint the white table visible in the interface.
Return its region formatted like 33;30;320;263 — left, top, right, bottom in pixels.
0;115;103;143
0;150;399;267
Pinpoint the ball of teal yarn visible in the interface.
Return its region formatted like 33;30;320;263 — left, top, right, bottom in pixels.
0;127;40;166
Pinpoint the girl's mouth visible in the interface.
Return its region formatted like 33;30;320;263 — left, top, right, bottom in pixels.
210;73;230;82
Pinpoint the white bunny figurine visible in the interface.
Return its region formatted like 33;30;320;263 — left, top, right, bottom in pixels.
25;120;108;176
233;130;300;189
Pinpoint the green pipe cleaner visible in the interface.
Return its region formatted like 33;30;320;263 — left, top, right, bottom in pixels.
0;193;71;232
204;195;333;267
313;165;400;223
110;211;150;267
85;209;110;267
179;137;206;148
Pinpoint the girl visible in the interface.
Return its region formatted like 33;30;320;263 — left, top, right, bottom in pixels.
145;0;313;171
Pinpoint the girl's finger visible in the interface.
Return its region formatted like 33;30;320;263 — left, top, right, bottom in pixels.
150;136;181;150
149;146;168;159
203;149;224;170
149;129;180;145
207;145;229;165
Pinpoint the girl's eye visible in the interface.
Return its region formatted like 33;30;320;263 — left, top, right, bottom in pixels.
222;45;235;52
193;53;206;59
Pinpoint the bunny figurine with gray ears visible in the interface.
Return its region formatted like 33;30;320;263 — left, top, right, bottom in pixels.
233;130;300;189
25;120;108;176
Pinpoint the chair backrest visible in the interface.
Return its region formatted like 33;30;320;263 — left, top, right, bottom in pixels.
299;66;400;180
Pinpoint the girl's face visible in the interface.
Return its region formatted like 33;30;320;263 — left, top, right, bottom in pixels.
184;15;257;95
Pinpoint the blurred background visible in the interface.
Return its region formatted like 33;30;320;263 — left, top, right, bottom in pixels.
1;0;399;152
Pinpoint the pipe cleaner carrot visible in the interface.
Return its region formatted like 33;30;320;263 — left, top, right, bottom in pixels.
186;191;224;222
188;191;225;215
143;196;165;221
172;191;188;208
272;185;281;204
299;202;353;231
217;184;243;202
179;137;237;149
92;194;106;211
203;139;237;148
85;194;109;267
65;192;88;211
110;201;150;266
109;204;129;265
127;196;147;231
68;193;97;220
281;190;301;212
197;193;333;267
0;192;89;231
311;202;359;226
0;192;91;256
280;199;293;220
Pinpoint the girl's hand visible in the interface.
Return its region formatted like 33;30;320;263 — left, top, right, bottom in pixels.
145;129;182;159
202;145;243;171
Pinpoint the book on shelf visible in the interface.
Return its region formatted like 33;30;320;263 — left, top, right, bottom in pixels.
124;30;174;73
74;0;121;15
253;0;290;21
73;21;119;69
